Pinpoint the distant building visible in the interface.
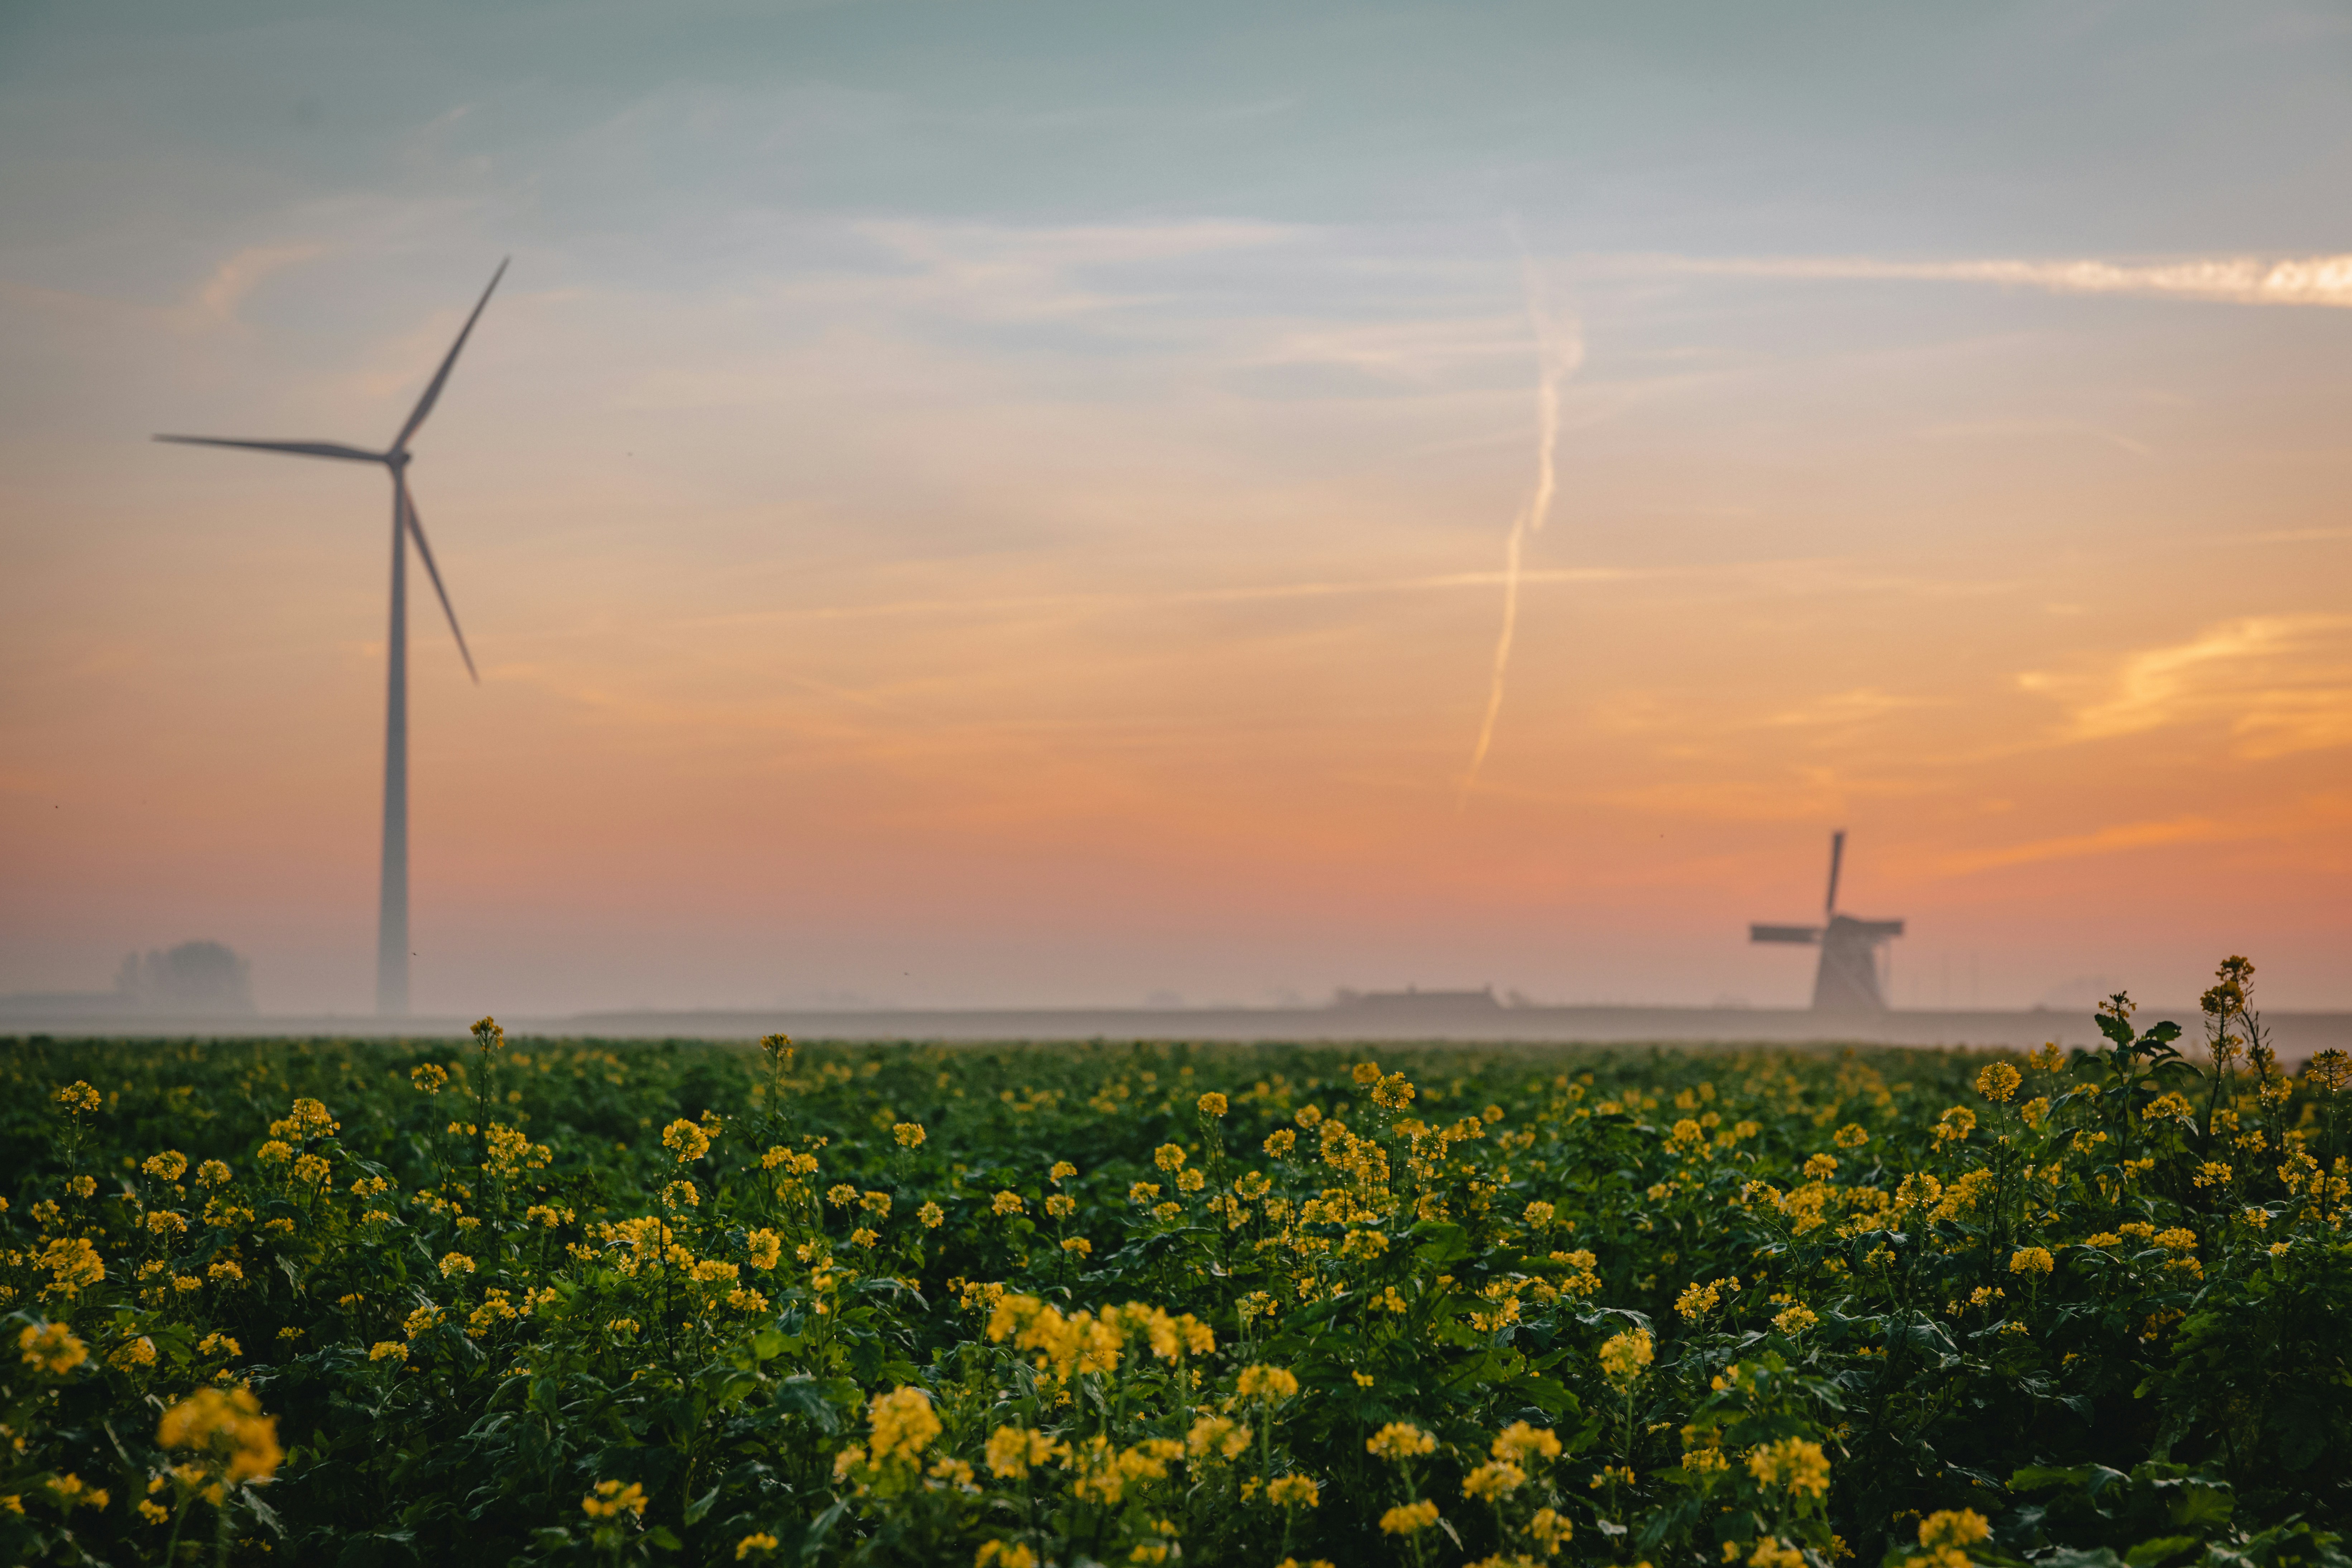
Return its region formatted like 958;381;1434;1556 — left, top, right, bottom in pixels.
1330;984;1504;1016
114;941;256;1014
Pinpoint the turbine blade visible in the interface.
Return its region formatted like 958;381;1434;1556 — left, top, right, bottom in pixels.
392;257;508;454
155;435;385;464
1825;829;1846;916
398;474;479;684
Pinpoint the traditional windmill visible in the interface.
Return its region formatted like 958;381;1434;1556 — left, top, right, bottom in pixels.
1750;830;1904;1011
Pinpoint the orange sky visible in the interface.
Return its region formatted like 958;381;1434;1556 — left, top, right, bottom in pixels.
3;4;2348;1013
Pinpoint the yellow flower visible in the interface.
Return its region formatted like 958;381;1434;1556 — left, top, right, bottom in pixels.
159;1386;282;1485
206;1258;243;1285
1263;1129;1296;1157
747;1228;783;1269
2008;1247;2055;1276
369;1342;408;1363
143;1150;189;1182
1197;1092;1229;1117
109;1335;158;1371
1773;1303;1820;1335
1491;1421;1561;1463
867;1386;942;1465
1598;1327;1653;1387
1833;1123;1870;1149
893;1122;926;1147
1530;1507;1572;1550
55;1081;101;1114
1381;1499;1440;1535
1746;1437;1830;1499
581;1479;647;1520
1675;1280;1725;1321
993;1190;1026;1217
42;1236;107;1296
198;1333;241;1359
976;1544;1039;1568
1976;1063;2022;1103
1803;1154;1838;1180
737;1533;779;1559
1919;1510;1991;1550
851;1228;880;1249
661;1118;711;1164
1187;1414;1253;1462
438;1252;476;1279
1061;1237;1092;1257
1266;1475;1320;1509
1050;1160;1079;1182
1368;1421;1437;1460
1153;1143;1187;1172
1462;1461;1526;1500
919;1201;944;1228
196;1160;231;1186
985;1425;1063;1478
1236;1365;1300;1403
19;1322;88;1376
1523;1199;1556;1227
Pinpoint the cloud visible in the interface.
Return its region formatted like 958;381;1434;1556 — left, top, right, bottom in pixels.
192;245;327;325
1931;817;2233;877
2023;615;2352;757
1605;251;2352;308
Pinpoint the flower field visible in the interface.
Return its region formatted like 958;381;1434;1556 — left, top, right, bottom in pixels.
4;961;2348;1568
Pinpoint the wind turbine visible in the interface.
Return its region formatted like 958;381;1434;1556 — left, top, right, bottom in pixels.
1750;829;1906;1011
157;259;508;1016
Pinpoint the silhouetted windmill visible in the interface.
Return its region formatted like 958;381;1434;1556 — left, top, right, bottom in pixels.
156;260;507;1016
1751;830;1905;1011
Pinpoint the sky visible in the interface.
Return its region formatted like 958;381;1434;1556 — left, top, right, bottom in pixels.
3;0;2349;1016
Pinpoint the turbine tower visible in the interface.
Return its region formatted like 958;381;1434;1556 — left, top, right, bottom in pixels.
1749;830;1905;1012
157;260;507;1016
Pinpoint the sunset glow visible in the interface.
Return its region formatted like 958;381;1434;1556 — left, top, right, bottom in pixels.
3;3;2348;1013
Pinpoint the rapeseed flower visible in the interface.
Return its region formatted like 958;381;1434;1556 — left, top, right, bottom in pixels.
867;1386;942;1465
1267;1475;1320;1509
1237;1365;1300;1402
1599;1327;1653;1388
1977;1063;2022;1103
1381;1500;1440;1535
1746;1437;1829;1499
1368;1422;1436;1460
19;1322;88;1375
1491;1421;1561;1463
581;1480;647;1519
160;1386;282;1485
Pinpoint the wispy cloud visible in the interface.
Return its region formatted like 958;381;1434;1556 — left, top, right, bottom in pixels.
1607;251;2352;308
2023;615;2352;758
1932;816;2235;877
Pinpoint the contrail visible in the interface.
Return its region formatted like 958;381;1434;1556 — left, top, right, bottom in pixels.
1460;259;1584;802
1604;251;2352;307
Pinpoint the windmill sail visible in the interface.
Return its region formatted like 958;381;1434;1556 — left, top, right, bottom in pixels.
1751;831;1903;1011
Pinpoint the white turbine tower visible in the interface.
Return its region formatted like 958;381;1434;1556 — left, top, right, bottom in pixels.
157;260;507;1016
